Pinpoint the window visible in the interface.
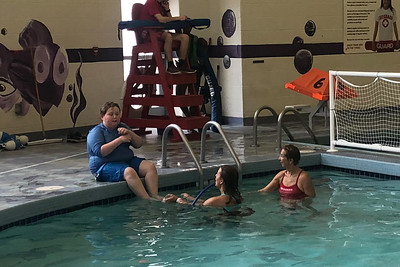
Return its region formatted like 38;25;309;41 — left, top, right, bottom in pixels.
120;0;146;79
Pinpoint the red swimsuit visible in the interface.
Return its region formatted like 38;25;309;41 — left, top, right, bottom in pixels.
279;170;307;199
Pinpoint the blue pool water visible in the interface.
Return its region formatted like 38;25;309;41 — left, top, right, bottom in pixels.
1;170;400;266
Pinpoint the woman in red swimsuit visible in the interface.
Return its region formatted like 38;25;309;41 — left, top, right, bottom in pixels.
258;145;316;200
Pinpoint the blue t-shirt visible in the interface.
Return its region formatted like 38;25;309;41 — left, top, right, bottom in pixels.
87;122;135;173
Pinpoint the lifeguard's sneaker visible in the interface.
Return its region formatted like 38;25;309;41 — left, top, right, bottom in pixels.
179;65;196;74
166;65;181;74
177;60;196;74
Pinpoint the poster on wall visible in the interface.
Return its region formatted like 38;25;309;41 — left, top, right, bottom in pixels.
344;0;400;53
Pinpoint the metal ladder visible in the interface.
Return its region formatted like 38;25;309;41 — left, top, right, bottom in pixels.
200;121;242;186
161;122;242;188
277;106;318;151
251;105;292;147
161;124;203;187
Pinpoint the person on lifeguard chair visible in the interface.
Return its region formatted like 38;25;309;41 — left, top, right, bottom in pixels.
140;0;196;75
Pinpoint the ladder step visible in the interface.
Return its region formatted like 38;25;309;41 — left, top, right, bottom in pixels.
124;95;203;107
127;72;196;85
124;116;209;130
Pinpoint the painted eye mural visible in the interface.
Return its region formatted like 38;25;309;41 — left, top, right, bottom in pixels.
53;48;69;86
0;43;20;113
0;19;69;116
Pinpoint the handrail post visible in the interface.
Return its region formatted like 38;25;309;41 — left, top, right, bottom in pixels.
201;121;243;186
161;124;204;187
328;70;338;152
251;105;278;147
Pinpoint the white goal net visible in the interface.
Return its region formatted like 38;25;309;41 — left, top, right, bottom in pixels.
329;71;400;153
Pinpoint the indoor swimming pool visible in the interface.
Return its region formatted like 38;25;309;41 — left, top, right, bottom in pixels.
1;169;400;266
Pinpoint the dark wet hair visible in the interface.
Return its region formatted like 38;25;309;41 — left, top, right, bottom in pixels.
100;101;120;116
381;0;393;11
220;165;242;204
283;144;301;165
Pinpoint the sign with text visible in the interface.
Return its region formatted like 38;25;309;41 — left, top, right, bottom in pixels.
344;0;400;53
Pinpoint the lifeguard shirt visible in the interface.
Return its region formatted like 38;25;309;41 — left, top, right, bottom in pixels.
141;0;168;21
375;7;397;41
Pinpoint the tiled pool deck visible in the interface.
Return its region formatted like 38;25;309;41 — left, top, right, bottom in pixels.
1;121;399;230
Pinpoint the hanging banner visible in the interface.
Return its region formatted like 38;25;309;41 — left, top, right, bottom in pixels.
344;0;400;53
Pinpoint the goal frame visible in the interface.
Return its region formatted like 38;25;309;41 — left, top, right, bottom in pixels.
328;70;400;153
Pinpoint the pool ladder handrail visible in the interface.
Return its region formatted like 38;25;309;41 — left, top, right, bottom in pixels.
161;124;203;185
251;105;292;147
277;107;318;151
200;121;242;186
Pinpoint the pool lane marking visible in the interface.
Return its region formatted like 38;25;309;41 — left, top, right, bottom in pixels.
0;152;88;175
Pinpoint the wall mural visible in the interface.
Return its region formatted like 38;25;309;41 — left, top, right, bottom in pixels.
66;53;87;141
0;20;68;116
0;19;86;140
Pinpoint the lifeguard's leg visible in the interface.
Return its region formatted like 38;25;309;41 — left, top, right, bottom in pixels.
124;167;150;199
161;32;173;61
139;160;159;198
172;33;189;59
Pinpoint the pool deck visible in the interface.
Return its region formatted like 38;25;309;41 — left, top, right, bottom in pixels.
1;119;400;230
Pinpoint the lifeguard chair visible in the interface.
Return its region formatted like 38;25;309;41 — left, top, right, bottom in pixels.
118;4;210;141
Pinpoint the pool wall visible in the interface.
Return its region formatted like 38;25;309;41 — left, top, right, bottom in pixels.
321;153;400;178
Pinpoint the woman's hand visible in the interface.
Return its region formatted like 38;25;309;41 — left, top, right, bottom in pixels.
181;193;190;198
180;193;195;202
162;194;178;203
176;197;187;204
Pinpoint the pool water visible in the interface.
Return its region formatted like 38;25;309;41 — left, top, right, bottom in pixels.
1;170;400;266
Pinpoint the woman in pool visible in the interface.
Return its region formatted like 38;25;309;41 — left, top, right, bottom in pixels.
163;165;242;210
258;144;316;200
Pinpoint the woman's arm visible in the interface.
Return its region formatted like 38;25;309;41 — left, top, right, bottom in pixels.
372;21;379;50
258;171;283;192
203;195;230;207
163;193;198;205
393;22;399;49
180;193;197;202
298;171;316;198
